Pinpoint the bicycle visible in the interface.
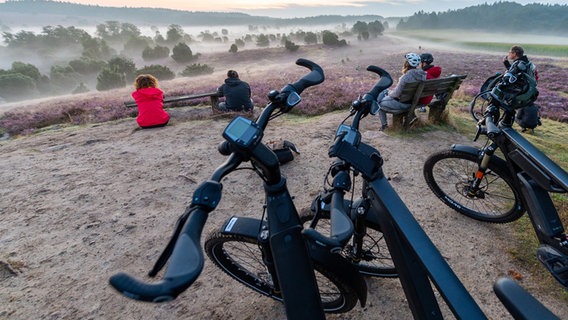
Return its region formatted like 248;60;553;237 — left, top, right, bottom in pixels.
423;73;568;289
109;59;369;319
299;65;559;319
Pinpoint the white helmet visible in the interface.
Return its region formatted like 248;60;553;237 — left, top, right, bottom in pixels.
405;53;421;67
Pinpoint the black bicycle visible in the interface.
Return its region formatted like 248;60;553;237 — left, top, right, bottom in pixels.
109;59;371;319
299;67;396;278
423;74;568;289
298;66;560;319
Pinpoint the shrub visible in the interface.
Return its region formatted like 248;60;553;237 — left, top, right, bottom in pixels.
284;40;299;52
68;57;106;75
180;64;214;77
50;65;81;94
171;42;195;63
96;68;126;91
107;56;136;82
0;73;36;101
136;65;175;80
142;45;170;61
229;44;238;53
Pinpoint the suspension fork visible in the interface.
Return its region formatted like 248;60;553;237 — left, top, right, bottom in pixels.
469;142;498;194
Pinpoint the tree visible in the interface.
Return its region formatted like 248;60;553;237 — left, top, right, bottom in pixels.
0;73;36;101
142;45;170;61
235;38;245;48
171;42;195;63
304;32;317;44
11;62;41;81
96;68;126;91
229;44;238;53
322;30;347;46
166;24;184;44
50;65;81;94
136;65;175;81
68;57;106;75
284;40;299;52
256;34;270;47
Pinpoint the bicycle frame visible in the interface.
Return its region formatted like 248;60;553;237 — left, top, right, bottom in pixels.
455;106;568;287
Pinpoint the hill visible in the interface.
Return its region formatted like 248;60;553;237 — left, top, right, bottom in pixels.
0;0;384;28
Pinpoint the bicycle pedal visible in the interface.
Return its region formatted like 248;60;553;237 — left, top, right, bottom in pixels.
537;245;568;288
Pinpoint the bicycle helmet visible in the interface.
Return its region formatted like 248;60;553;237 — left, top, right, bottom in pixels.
405;53;421;67
490;73;538;110
420;53;434;64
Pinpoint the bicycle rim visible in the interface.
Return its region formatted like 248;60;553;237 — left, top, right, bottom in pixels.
423;150;524;223
204;231;358;313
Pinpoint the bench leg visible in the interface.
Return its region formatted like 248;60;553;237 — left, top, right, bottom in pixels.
210;96;219;112
427;100;448;124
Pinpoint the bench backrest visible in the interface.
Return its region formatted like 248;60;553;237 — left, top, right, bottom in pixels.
398;74;467;108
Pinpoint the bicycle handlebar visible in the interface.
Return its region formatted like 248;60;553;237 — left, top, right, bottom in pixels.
365;66;393;100
109;58;324;303
109;207;208;302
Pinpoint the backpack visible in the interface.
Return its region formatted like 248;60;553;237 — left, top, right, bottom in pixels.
515;103;542;131
266;140;300;164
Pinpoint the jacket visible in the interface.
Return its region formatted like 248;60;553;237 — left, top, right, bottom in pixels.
132;87;170;127
388;68;427;102
418;65;442;105
218;78;252;111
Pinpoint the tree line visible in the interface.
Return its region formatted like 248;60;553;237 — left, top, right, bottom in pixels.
0;20;385;102
397;1;568;34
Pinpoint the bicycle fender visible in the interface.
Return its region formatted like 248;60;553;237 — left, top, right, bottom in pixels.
219;216;265;237
449;144;481;156
307;241;368;308
450;144;510;169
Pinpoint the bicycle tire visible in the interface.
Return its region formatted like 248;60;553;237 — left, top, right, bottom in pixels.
299;210;397;277
204;231;359;313
423;149;524;223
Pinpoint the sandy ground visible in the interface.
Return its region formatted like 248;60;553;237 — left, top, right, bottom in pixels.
1;105;568;319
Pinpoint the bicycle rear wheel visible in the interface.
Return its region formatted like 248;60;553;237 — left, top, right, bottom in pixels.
423;149;524;223
299;209;397;277
204;231;358;313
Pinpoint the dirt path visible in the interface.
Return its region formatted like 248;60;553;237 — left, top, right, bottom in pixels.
1;108;567;319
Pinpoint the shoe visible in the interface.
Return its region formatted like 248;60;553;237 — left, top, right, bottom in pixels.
380;124;388;131
419;106;426;113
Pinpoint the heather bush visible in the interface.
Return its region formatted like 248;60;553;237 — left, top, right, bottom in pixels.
180;64;214;77
136;65;175;81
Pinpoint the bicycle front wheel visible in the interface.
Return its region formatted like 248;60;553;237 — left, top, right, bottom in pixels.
204;231;359;313
423;149;524;223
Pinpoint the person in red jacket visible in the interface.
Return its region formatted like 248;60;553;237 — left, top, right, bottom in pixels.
132;74;170;128
418;53;442;112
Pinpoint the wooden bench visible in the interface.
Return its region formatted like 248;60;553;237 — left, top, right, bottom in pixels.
124;91;221;111
391;74;467;130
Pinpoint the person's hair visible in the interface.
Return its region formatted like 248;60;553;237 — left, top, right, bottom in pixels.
227;70;239;78
134;74;158;90
402;61;416;74
510;46;524;57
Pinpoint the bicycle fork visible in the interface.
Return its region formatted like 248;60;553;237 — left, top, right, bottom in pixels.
467;143;498;198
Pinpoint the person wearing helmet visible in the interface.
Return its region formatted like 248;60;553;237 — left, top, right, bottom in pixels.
376;52;426;130
418;53;442;112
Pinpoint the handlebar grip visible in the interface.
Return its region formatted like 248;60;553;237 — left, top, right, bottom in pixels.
303;186;354;249
365;66;393;99
288;58;325;94
484;113;501;138
109;208;208;302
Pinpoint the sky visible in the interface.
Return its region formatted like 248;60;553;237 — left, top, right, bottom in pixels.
4;0;566;18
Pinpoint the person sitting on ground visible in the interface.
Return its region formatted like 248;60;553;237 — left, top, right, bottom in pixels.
417;53;442;112
132;74;170;129
216;70;253;112
376;52;426;130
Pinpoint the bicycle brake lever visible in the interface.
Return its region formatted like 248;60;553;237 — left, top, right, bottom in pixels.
148;206;192;277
